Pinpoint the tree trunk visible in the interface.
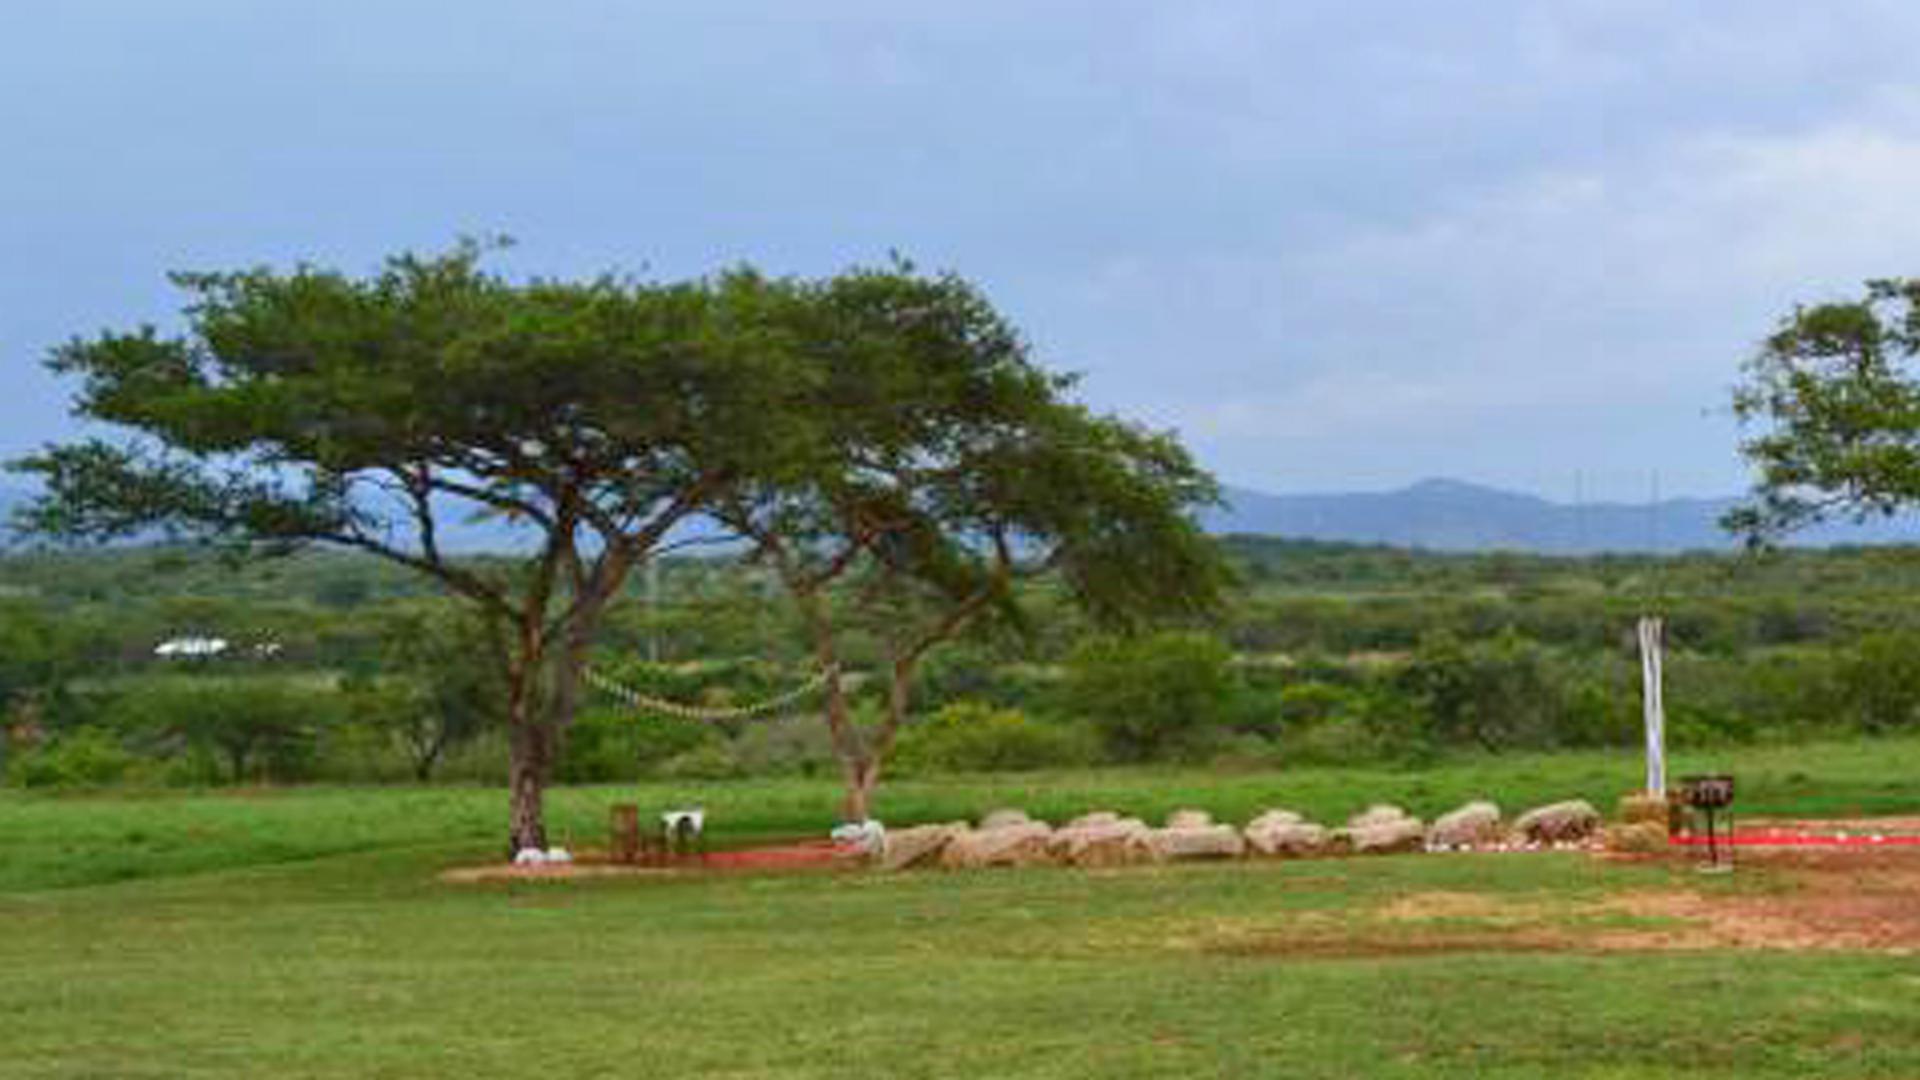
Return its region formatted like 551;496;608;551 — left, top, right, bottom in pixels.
503;649;551;854
508;719;553;854
837;656;916;823
841;759;877;823
501;580;623;853
792;588;870;824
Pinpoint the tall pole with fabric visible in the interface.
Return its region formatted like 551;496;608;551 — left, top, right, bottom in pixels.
1638;616;1666;797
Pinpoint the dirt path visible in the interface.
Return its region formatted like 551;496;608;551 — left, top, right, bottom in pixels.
1373;848;1920;956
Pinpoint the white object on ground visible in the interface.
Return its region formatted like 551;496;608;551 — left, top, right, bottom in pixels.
513;848;548;866
662;808;705;836
831;819;887;855
545;848;573;864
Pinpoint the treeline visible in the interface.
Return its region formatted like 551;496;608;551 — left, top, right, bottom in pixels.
4;540;1919;787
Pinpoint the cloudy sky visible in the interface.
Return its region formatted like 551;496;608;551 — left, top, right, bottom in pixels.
6;2;1920;501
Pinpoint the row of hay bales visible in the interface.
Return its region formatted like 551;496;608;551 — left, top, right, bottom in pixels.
878;798;1631;872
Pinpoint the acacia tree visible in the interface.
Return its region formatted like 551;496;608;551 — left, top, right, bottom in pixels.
354;601;508;780
12;243;815;850
720;271;1228;820
1729;277;1920;541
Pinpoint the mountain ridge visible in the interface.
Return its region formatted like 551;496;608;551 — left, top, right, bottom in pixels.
1206;477;1920;553
5;479;1918;555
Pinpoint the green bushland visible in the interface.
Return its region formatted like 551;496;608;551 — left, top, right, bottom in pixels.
6;543;1920;790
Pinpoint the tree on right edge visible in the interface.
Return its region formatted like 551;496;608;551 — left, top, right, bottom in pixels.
1729;277;1920;542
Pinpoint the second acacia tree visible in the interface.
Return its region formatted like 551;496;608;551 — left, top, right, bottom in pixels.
723;267;1228;821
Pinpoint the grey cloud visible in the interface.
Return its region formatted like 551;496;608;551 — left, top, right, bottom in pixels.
5;2;1920;500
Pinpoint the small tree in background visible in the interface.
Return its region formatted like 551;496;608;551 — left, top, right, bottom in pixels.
350;602;507;780
0;602;76;741
1841;631;1920;733
1065;631;1236;762
110;678;329;783
1398;629;1556;753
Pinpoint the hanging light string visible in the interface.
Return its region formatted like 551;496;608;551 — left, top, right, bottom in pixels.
582;663;838;723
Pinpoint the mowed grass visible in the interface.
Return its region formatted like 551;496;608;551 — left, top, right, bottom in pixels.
4;738;1919;1078
5;847;1920;1078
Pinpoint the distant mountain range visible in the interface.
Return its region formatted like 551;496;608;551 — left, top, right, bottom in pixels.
6;478;1918;555
1205;478;1920;553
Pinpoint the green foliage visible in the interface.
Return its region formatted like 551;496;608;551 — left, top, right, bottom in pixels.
107;677;334;783
555;709;716;784
0;601;76;727
729;719;838;778
8;513;1920;779
1258;681;1431;765
657;740;748;781
1839;630;1920;732
1065;631;1237;761
1398;630;1562;753
344;603;506;779
1730;277;1920;541
4;727;134;788
892;701;1093;774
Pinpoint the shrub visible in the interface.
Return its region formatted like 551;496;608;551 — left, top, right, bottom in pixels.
1207;731;1286;771
893;702;1093;774
556;708;715;784
1840;632;1920;732
1397;630;1560;752
1275;681;1365;731
1064;631;1237;762
107;677;329;784
731;718;837;778
658;741;747;781
5;728;135;788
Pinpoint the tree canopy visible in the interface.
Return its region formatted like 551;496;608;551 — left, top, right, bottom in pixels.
13;242;1227;838
716;269;1227;818
1729;277;1920;542
13;241;820;848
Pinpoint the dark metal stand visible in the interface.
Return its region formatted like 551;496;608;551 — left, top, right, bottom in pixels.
1682;774;1735;874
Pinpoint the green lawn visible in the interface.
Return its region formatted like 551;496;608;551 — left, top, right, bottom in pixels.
4;739;1919;1078
4;735;1915;893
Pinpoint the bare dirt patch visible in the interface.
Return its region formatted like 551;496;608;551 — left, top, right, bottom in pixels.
1217;848;1920;959
439;840;860;884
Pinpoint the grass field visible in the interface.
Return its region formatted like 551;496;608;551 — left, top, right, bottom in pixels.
4;738;1919;1078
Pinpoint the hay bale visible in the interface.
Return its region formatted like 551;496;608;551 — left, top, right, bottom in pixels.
1513;800;1601;843
1348;804;1411;829
1348;816;1427;855
1616;793;1669;827
1243;819;1329;857
1143;824;1245;861
1428;801;1503;849
1051;818;1154;868
978;808;1034;831
1165;808;1214;829
879;823;968;871
1247;808;1304;831
941;822;1057;869
1604;821;1670;854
